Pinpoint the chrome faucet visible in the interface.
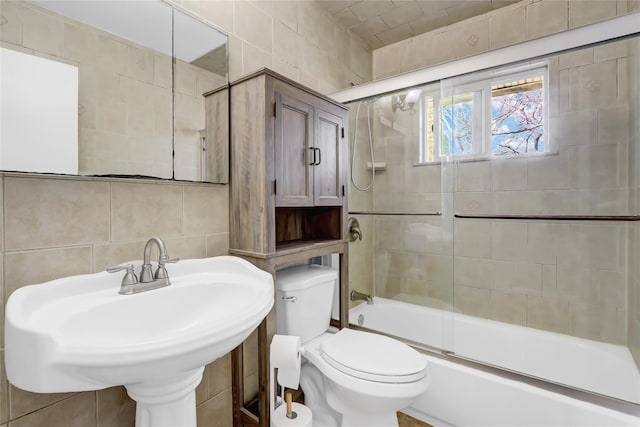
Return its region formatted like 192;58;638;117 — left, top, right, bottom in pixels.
350;290;373;305
106;237;179;295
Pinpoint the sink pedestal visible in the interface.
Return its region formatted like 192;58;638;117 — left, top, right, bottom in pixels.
126;368;204;427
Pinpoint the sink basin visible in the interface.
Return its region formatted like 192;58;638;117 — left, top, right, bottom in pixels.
5;256;273;426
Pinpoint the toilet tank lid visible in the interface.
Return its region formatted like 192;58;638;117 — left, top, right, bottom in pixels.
276;264;338;291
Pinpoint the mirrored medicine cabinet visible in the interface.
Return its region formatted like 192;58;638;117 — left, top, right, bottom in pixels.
0;0;229;183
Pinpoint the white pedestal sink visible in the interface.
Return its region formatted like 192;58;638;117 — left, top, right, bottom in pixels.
4;256;273;427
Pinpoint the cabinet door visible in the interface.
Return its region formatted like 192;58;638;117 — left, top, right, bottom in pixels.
313;108;343;206
275;93;314;207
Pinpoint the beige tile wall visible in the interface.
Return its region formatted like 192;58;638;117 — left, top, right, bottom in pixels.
447;37;632;345
350;0;639;348
0;175;230;426
373;0;638;79
170;0;372;94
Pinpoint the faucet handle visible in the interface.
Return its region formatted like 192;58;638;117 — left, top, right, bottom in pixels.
106;264;138;285
158;253;180;264
154;258;179;280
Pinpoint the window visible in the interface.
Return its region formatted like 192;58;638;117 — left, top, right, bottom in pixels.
490;76;544;155
417;63;548;164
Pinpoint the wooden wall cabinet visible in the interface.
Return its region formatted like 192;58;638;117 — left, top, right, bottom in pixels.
275;93;344;207
212;69;349;427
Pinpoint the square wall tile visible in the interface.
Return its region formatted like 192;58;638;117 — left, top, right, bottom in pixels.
456;161;491;192
403;219;444;255
4;177;109;250
455;285;491;317
550;109;596;148
9;384;74;421
598;105;630;145
21;6;64;56
568;60;618;111
1;350;7;425
242;40;273;76
491;158;527;191
274;20;303;70
234;0;272;54
494;261;542;296
0;1;23;45
196;388;232;427
425;29;457;67
556;263;600;304
527;222;564;265
93;241;147;272
527;295;570;334
489;4;525;49
372;46;402;80
569;302;624;344
96;387;135;427
455;17;489;59
454;220;491;259
454;257;494;289
350;38;373;82
4;246;92;299
183;185;229;236
206;233;230;257
163;236;207;260
526;0;567;40
208;353;232;398
490;290;527;326
494;191;543;215
569;0;616;29
181;0;234;35
375;217;404;252
196;365;210;405
9;392;95;427
491;221;528;262
527;153;570;190
110;182;183;242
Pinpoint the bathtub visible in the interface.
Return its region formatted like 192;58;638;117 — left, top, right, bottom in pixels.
350;297;640;426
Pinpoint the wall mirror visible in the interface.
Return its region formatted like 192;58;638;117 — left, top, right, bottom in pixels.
0;0;228;183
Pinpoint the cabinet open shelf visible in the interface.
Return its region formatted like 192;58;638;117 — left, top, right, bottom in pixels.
275;238;346;253
275;206;342;246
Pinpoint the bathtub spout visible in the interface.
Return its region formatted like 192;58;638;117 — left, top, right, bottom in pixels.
350;290;373;305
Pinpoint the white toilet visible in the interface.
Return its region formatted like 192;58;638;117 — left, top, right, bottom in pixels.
275;264;428;427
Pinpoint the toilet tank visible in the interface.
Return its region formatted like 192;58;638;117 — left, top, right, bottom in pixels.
275;264;338;343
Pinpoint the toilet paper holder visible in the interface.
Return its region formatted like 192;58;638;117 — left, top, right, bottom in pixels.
270;334;306;421
285;391;297;419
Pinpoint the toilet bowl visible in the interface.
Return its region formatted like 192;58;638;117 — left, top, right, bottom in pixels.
275;265;428;427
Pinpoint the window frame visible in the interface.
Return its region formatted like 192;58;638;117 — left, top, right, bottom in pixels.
414;62;550;166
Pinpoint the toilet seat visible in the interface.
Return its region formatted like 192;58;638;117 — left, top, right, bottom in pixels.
319;328;427;384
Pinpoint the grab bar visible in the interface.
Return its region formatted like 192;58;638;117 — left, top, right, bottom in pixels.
454;214;640;221
349;211;442;216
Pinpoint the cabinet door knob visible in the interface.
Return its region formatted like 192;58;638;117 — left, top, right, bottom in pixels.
315;147;321;165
